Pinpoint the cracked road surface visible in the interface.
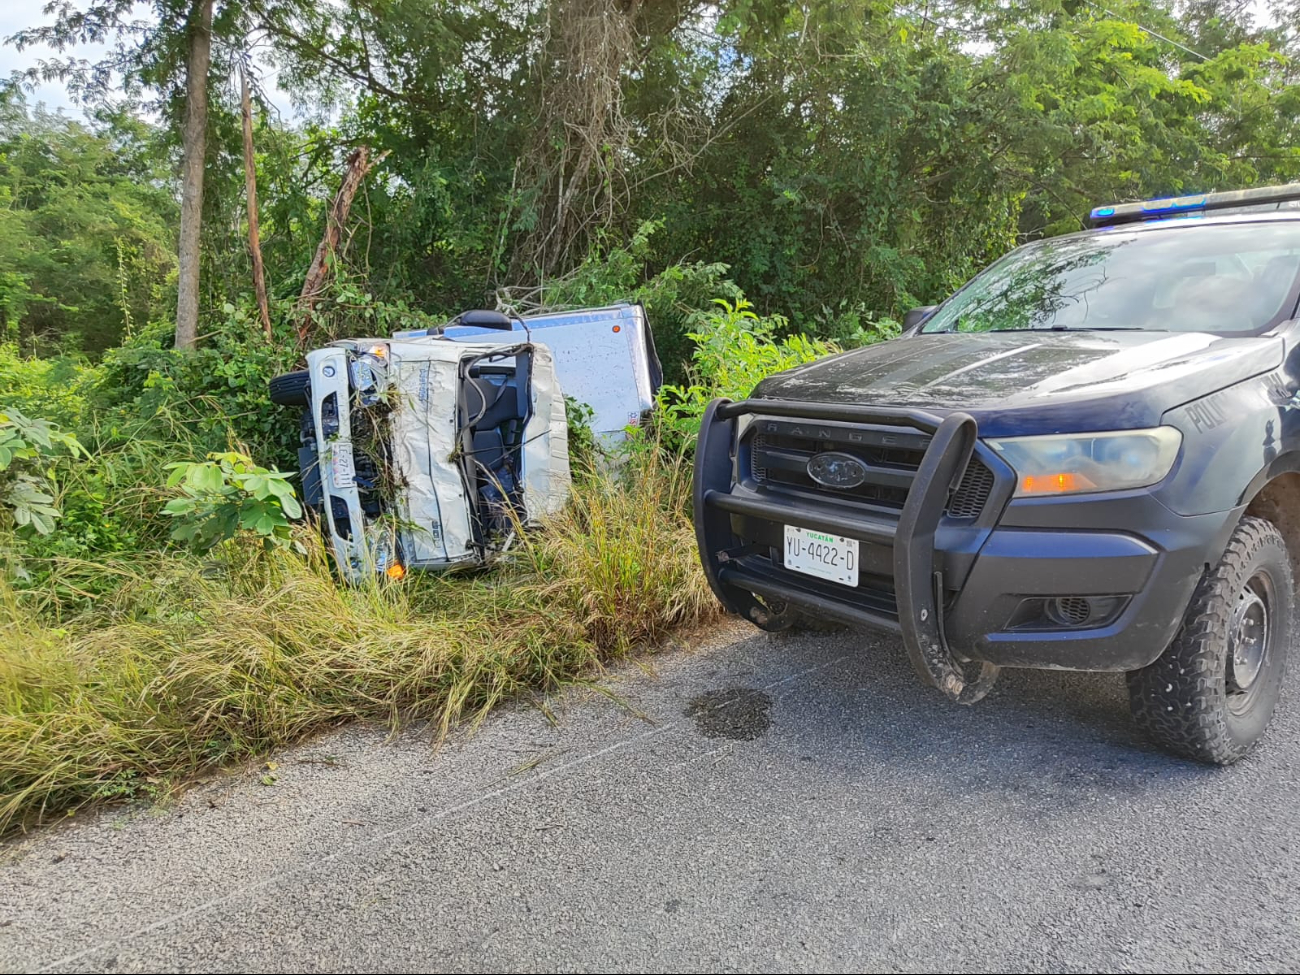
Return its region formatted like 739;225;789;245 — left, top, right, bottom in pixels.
5;620;1300;974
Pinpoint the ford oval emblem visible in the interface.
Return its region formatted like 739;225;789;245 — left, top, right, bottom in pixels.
807;451;869;490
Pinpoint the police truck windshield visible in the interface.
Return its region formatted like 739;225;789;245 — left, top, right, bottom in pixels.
921;221;1300;335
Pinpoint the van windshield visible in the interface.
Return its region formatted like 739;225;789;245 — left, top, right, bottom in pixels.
921;222;1300;335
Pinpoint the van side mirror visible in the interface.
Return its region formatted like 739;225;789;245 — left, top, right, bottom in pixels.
902;305;937;332
454;309;514;331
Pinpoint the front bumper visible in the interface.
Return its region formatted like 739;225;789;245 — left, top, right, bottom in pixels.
693;398;1226;689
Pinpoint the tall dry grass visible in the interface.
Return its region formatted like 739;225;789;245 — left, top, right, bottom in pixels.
0;450;719;835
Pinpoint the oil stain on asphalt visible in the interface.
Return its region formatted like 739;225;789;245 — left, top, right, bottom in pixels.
685;688;773;740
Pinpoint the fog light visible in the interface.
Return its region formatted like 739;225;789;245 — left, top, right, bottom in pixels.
1008;594;1129;631
1046;596;1093;627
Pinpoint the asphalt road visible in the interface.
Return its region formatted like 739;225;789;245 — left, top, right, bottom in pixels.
6;619;1300;974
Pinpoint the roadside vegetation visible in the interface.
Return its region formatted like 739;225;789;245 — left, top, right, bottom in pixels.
3;0;1300;833
2;448;713;832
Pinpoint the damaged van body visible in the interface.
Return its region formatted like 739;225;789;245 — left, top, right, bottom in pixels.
273;303;662;583
271;318;569;582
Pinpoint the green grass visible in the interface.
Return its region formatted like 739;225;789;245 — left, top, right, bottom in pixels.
0;449;719;836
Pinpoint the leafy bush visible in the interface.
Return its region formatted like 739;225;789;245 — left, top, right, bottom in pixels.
809;300;904;348
0;315;305;575
91;315;304;468
564;395;601;476
656;297;839;443
163;451;303;552
298;275;445;345
0;410;84;537
14;426;193;589
0;344;91;427
0;346;167;575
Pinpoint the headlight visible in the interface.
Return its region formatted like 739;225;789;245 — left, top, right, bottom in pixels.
988;427;1182;498
350;345;390;407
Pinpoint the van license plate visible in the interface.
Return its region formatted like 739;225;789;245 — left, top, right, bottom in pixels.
331;443;356;488
783;525;859;586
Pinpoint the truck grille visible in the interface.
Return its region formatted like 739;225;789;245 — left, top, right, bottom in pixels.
749;428;925;511
748;418;994;520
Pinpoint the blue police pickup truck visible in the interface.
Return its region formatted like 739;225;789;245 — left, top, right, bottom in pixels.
693;184;1300;764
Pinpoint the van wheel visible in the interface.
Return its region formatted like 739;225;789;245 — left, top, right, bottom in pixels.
1127;516;1291;765
269;370;311;407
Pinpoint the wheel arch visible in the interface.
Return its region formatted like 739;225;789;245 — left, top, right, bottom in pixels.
1244;470;1300;587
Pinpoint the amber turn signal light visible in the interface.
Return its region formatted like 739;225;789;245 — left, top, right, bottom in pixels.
1020;472;1095;495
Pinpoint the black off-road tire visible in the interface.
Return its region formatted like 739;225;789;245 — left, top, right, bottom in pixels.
269;370;311;407
1127;516;1292;765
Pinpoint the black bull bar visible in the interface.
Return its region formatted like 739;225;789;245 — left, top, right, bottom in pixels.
692;397;1001;704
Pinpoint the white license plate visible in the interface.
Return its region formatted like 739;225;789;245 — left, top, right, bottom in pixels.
783;525;859;586
331;442;357;488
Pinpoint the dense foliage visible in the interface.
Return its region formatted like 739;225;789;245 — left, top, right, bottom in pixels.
0;106;177;355
3;1;1297;361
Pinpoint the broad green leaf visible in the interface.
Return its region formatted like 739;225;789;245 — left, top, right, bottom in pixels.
191;464;225;495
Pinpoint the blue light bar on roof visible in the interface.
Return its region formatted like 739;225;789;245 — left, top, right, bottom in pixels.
1140;194;1207;215
1088;183;1300;228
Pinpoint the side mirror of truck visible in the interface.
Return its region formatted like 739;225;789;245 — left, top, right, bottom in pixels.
455;309;515;331
902;305;938;333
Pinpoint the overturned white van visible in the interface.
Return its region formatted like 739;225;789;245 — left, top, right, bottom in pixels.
270;305;659;582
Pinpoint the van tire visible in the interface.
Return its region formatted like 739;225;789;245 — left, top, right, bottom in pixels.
1126;516;1291;765
269;370;311;407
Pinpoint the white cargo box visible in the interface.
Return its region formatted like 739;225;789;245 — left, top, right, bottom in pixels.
403;303;662;443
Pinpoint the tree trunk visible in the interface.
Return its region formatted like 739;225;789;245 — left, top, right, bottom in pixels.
174;0;214;351
297;146;386;343
240;66;272;341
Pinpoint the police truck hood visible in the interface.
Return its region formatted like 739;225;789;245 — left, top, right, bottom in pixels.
751;330;1285;437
